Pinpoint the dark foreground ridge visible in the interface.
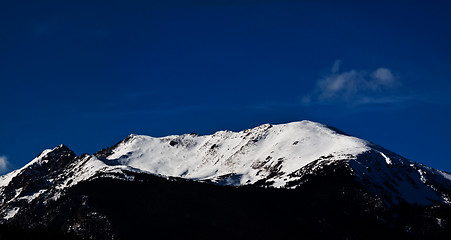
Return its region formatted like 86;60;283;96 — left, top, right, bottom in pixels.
2;163;451;240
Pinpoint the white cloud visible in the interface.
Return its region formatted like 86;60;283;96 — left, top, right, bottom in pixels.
372;68;396;87
0;156;9;173
304;60;400;106
331;59;342;73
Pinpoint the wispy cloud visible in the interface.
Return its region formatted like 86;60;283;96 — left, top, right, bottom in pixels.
303;60;402;107
0;156;10;173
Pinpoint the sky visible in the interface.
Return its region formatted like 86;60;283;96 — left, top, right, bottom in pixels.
1;0;450;173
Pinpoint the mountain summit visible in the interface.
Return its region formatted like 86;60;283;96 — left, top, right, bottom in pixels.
1;120;450;239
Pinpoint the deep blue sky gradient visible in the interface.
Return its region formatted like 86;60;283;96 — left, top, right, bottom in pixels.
1;0;450;173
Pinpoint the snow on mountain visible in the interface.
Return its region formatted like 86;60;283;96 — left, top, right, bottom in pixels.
0;120;450;223
0;145;148;222
104;121;370;187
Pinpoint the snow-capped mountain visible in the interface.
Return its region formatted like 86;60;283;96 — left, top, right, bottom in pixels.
0;120;450;239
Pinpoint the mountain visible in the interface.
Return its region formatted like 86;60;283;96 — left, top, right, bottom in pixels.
0;120;450;239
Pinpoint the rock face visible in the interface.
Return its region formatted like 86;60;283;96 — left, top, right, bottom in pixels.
0;120;450;239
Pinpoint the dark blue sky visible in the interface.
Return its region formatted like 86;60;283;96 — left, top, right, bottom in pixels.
1;0;450;173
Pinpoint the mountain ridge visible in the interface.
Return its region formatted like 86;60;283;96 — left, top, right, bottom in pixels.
2;120;451;205
1;120;451;239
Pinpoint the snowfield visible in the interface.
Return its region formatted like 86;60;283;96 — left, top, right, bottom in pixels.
106;121;370;186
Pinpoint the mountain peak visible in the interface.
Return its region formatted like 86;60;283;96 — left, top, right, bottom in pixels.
7;144;77;181
55;143;70;150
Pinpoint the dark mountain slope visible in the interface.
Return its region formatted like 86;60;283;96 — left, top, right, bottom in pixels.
4;165;451;240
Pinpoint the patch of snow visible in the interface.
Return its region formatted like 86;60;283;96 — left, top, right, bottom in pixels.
18;189;47;202
417;169;427;184
438;171;451;181
23;148;53;168
436;218;443;228
13;187;23;198
0;169;21;188
349;152;446;206
380;151;392;165
442;194;451;205
4;207;20;220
